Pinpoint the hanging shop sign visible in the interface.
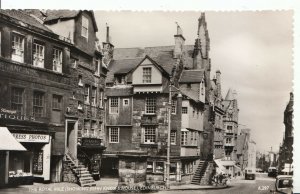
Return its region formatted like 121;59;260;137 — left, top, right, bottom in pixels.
0;108;35;121
81;138;102;147
12;133;50;143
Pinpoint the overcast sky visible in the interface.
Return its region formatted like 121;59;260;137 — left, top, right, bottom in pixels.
95;11;293;153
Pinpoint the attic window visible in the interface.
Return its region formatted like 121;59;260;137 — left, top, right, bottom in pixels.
143;67;152;83
81;16;88;39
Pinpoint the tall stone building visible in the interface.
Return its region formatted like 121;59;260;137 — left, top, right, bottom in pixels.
278;92;293;175
103;14;215;186
0;9;73;186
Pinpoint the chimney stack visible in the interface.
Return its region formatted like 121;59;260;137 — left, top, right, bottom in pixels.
102;23;114;65
173;22;185;59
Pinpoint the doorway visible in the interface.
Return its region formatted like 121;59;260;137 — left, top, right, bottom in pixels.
65;120;78;160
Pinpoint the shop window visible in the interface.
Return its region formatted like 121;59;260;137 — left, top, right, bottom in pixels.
109;97;119;114
147;162;153;173
170;131;176;145
123;98;129;106
33;91;44;117
155;162;164;173
11;33;24;63
81;15;89;39
11;87;24;114
145;97;156;114
91;87;97;106
144;126;156;144
33;41;45;68
109;127;119;143
53;48;62;73
181;131;187;145
84;84;90;104
142;67;152;83
182;107;188;114
171;100;176;114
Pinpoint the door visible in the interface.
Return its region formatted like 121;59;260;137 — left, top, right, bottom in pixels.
65;120;78;160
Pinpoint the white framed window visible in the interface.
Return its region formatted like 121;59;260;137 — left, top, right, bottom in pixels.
84;84;90;104
182;107;188;114
170;131;176;145
123;98;129;106
171;100;176;114
109;97;119;114
78;75;83;86
33;42;45;68
91;87;97;106
99;89;104;108
145;97;156;114
11;87;24;114
33;91;44;117
81;16;89;39
95;59;101;75
181;131;188;145
142;67;152;83
144;126;156;144
109;127;119;143
53;48;62;73
11;33;24;63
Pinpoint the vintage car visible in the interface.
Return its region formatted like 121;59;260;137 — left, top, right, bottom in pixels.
270;175;293;194
245;168;256;180
268;167;278;177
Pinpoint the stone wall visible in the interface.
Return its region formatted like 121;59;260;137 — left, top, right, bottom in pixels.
62;161;77;183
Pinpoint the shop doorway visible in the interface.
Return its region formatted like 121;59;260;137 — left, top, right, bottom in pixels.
65;120;78;160
101;157;119;178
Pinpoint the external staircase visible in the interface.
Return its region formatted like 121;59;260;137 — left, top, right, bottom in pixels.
64;151;96;187
191;160;208;185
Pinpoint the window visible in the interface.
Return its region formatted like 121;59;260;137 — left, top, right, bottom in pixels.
155;162;164;173
109;97;119;114
227;126;233;133
52;94;62;110
171;100;176;114
11;33;24;63
147;162;153;173
182;107;188;114
78;75;83;86
226;138;232;144
53;48;62;73
11;87;24;114
33;41;45;68
109;127;119;143
123;98;129;106
33;91;44;117
181;131;187;145
91;120;97;136
71;57;78;68
99;89;104;108
84;84;90;104
91;87;97;106
144;126;156;144
95;59;101;75
84;120;90;136
145;97;156;114
142;67;151;83
170;162;177;174
170;131;176;145
78;101;83;110
81;16;88;39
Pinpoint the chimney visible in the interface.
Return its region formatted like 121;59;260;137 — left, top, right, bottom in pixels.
173;22;185;59
102;24;114;65
216;70;221;84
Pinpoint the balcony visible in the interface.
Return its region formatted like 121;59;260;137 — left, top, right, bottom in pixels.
141;115;158;125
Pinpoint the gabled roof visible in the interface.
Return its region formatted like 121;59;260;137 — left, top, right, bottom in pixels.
0;9;53;33
44;10;98;32
179;70;204;83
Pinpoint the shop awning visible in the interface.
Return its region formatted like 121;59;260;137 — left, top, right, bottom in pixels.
0;127;26;151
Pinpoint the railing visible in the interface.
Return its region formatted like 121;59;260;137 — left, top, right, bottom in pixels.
77;149;95;175
65;147;78;166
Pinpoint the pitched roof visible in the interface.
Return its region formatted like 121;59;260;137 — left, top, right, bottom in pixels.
179;70;204;83
0;9;53;33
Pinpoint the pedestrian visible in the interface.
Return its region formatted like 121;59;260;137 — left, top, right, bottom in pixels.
219;173;223;184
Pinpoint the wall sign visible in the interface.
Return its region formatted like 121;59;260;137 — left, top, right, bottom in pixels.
0;108;35;121
81;138;102;147
12;133;50;143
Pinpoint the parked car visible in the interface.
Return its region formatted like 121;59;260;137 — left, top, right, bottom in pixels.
268;167;278;177
270;175;293;194
245;168;256;180
256;168;263;173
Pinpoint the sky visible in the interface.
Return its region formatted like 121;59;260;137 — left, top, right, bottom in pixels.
94;11;293;153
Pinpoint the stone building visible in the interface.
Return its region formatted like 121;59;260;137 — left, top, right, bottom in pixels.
0;10;72;186
37;10;108;186
278;92;293;175
103;14;214;186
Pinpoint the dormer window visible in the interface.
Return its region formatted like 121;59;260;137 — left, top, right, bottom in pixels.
11;33;24;63
143;67;152;83
81;16;89;39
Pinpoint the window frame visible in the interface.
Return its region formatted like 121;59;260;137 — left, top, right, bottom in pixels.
109;97;119;114
109;127;119;143
32;40;45;68
142;67;152;83
144;126;156;144
171;100;177;114
81;15;89;39
11;87;24;114
11;32;25;63
33;91;45;117
181;131;188;145
182;107;188;114
52;48;63;73
91;86;97;106
52;94;62;111
170;131;176;145
145;97;156;114
123;98;129;106
84;84;90;104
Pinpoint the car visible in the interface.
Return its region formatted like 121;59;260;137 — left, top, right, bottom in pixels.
268;167;278;177
270;175;293;194
256;168;263;173
245;168;256;180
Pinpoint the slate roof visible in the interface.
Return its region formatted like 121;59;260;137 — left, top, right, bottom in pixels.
107;45;195;83
0;9;53;33
179;70;204;83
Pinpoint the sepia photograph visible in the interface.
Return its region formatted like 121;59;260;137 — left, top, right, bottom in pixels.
0;3;295;194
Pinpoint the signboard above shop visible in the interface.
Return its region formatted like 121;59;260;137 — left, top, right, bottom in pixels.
12;133;50;143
